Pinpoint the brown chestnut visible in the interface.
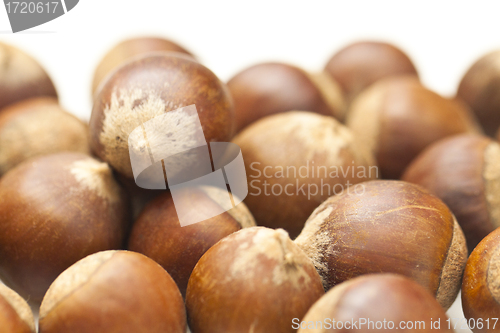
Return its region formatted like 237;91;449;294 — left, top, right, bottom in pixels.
462;228;500;332
347;76;481;179
92;36;193;96
128;186;256;296
457;50;500;136
0;97;90;176
294;180;467;310
402;134;500;253
0;283;35;333
232;111;377;239
0;153;130;302
324;41;418;104
227;62;345;132
186;227;325;333
0;42;58;111
89;53;234;180
462;227;500;332
39;250;186;333
297;274;453;332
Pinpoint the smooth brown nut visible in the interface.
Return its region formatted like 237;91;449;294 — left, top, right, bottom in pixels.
294;180;467;310
0;97;90;176
89;53;234;179
39;250;186;333
0;283;36;333
402;134;500;253
186;227;325;333
232;111;377;239
324;41;418;104
462;227;500;332
297;274;453;333
0;42;58;111
0;153;130;302
457;50;500;136
347;76;482;179
228;62;345;132
92;36;193;96
128;186;256;296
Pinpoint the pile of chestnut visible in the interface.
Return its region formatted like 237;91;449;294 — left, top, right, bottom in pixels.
1;36;500;333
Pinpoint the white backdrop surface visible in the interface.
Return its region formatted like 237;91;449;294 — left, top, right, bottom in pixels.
1;0;499;122
2;1;500;330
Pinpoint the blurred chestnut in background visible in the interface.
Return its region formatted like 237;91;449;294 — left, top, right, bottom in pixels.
294;180;467;310
403;134;500;253
186;227;324;333
92;36;193;96
347;76;481;179
129;187;256;296
39;250;186;333
90;53;234;180
0;42;58;111
0;97;89;176
0;153;130;302
0;283;36;333
462;227;500;332
232;111;377;239
457;50;500;137
298;274;453;332
228;62;345;132
324;41;418;105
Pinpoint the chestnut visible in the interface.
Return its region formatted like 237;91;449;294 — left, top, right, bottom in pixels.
457;50;500;136
346;76;481;179
0;153;130;302
232;111;377;239
39;250;186;333
462;227;500;332
402;134;500;253
186;227;325;333
463;235;500;333
89;53;234;180
227;62;345;132
0;97;90;176
324;41;418;104
0;283;35;333
128;186;256;296
0;42;58;111
297;274;453;332
294;180;467;310
92;36;193;96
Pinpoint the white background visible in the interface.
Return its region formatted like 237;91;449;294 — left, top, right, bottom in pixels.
2;0;499;330
1;0;500;122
